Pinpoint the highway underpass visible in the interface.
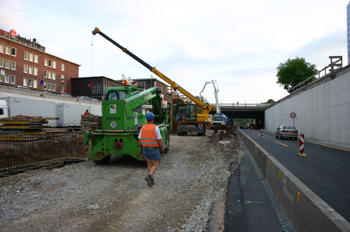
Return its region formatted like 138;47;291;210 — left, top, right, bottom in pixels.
212;104;269;128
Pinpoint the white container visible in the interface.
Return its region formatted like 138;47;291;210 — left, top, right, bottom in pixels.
56;103;89;127
0;97;57;127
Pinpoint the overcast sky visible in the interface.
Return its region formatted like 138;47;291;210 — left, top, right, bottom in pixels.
1;0;348;103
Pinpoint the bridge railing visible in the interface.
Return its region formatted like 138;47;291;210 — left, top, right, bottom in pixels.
209;102;272;107
291;56;342;92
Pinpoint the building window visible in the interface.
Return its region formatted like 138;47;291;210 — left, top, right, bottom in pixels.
29;53;33;62
11;75;16;84
48;71;52;79
48;83;51;91
34;80;37;88
0;58;3;67
11;61;16;70
24;52;28;60
44;82;47;90
5;74;9;83
29;66;33;75
23;78;28;86
0;75;3;82
24;65;28;73
98;83;102;94
5;60;10;69
0;43;3;53
61;86;64;93
52;84;56;91
5;46;10;55
34;55;38;63
52;73;56;80
61;64;65;71
45;59;48;66
29;79;33;87
34;67;38;76
61;75;65;82
44;70;47;78
53;61;56;69
11;48;16;56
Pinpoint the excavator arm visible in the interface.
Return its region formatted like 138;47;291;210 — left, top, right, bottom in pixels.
92;27;215;115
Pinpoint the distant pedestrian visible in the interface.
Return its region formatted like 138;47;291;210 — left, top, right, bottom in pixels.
83;109;90;115
138;112;164;187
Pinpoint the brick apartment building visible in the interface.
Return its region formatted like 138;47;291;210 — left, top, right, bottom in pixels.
0;28;79;94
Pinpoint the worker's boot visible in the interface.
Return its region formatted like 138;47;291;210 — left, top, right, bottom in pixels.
145;174;153;187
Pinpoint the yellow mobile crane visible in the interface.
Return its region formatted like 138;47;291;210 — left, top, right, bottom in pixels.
92;27;215;136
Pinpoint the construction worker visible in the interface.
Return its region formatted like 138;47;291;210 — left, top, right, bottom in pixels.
138;112;164;187
83;109;90;115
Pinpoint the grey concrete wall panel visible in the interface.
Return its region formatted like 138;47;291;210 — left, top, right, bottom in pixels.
265;66;350;145
237;128;350;232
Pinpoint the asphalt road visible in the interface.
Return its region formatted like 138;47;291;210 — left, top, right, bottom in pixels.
240;128;350;222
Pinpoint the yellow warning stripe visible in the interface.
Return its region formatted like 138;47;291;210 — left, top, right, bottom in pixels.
305;141;350;152
274;141;289;147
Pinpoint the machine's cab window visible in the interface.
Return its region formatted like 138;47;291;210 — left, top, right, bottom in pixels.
106;90;129;100
175;105;196;121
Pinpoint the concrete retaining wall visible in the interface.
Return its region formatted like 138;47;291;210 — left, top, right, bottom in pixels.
265;66;350;145
237;128;350;232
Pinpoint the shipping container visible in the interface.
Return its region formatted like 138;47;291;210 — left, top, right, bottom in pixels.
56;103;89;127
0;97;57;127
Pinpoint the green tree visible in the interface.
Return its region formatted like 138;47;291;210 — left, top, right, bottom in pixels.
276;57;317;93
261;99;275;104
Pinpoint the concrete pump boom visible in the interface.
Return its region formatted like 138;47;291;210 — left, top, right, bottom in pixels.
200;80;221;114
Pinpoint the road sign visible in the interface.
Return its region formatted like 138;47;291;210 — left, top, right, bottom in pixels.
290;112;296;119
40;80;44;86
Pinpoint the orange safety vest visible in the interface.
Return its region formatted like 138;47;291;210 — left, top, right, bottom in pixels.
140;124;159;147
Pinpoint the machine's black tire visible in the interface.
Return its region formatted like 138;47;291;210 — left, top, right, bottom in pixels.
202;124;206;136
93;155;111;165
164;131;170;154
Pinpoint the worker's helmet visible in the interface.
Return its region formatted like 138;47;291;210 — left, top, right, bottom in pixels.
146;112;154;120
86;109;89;111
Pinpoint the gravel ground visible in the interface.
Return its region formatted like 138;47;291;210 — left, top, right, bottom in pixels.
0;130;240;232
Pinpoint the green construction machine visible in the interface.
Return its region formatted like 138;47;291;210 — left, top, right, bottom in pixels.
84;85;170;164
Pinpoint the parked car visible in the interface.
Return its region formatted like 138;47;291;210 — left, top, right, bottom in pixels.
76;96;91;100
276;125;298;140
59;93;72;97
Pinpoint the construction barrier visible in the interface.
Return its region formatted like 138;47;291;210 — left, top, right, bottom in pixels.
237;128;350;232
298;133;307;156
260;129;264;137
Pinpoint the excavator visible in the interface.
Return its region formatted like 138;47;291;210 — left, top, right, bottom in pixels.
92;27;215;136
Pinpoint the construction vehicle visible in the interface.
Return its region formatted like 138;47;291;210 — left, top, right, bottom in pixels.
199;80;228;130
92;27;215;136
83;83;170;164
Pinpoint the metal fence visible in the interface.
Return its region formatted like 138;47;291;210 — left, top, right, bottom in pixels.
0;132;86;177
291;56;343;92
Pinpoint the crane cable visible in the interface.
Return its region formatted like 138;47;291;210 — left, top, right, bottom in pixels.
90;34;96;76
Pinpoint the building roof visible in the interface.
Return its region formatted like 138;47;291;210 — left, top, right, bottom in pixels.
0;32;80;66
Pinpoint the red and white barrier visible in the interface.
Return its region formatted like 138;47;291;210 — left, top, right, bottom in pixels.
260;129;263;137
298;133;307;156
